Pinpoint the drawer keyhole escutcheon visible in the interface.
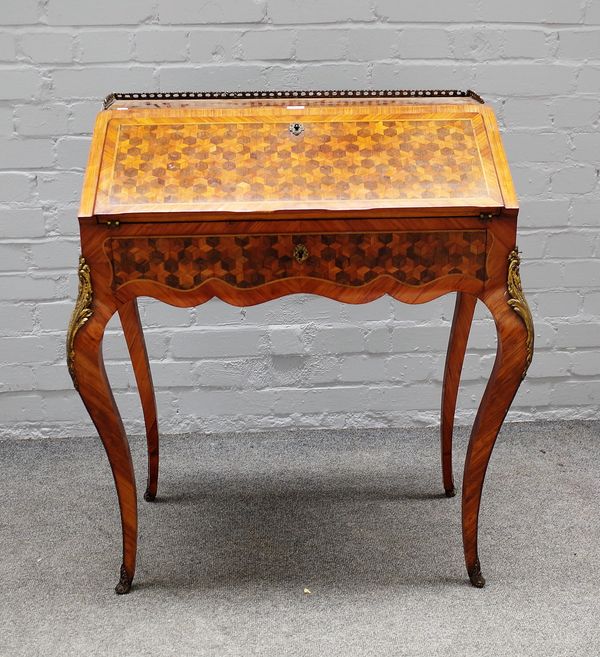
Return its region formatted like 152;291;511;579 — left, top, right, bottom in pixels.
293;243;309;263
289;122;304;136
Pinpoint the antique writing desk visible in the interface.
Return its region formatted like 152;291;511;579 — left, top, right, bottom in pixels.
68;89;533;594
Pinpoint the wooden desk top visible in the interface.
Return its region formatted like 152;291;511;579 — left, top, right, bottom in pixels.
81;89;516;221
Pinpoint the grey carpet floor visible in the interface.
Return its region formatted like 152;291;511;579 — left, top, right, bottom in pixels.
1;420;599;657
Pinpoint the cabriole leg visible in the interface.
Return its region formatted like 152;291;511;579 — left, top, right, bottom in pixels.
119;299;159;503
441;292;477;497
462;261;533;588
67;258;137;594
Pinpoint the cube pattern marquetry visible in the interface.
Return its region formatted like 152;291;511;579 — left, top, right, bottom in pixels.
109;231;487;291
105;119;490;207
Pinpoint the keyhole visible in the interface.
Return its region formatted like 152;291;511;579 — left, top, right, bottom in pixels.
293;244;309;263
289;122;304;136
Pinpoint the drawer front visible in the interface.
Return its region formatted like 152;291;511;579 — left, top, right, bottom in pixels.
107;230;487;291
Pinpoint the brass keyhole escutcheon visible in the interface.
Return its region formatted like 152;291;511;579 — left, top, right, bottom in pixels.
293;243;309;263
289;122;304;136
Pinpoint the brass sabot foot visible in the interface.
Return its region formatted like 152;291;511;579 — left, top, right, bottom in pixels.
115;564;132;594
468;559;486;588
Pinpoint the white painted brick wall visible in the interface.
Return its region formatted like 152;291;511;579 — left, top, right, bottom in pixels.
0;1;599;439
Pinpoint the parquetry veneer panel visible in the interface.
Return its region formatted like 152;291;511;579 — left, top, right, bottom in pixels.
97;116;501;213
107;230;487;291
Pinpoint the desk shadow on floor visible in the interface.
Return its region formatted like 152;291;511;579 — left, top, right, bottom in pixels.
135;471;465;591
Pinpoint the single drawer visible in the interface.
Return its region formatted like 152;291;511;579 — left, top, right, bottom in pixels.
107;230;487;291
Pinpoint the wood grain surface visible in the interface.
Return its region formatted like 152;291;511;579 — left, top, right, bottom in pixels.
441;291;477;498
